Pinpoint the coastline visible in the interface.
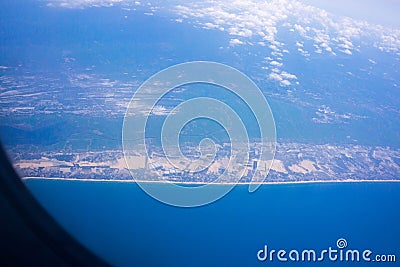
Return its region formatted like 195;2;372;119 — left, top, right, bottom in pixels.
21;176;400;185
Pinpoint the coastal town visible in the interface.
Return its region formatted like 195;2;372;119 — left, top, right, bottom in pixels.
11;141;400;183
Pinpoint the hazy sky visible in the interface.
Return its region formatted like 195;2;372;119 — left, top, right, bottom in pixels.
303;0;400;28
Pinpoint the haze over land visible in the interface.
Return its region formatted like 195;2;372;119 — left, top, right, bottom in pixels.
1;0;400;183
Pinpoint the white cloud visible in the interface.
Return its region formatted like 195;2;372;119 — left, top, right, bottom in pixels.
48;0;400;58
203;22;219;29
293;24;307;35
268;44;279;51
48;0;124;8
150;105;176;116
229;38;244;46
228;27;253;37
280;71;297;80
341;49;352;55
178;0;400;57
312;105;368;124
270;60;283;67
271;68;280;73
47;0;400;86
269;72;283;81
297;47;310;57
48;0;400;55
280;80;291;86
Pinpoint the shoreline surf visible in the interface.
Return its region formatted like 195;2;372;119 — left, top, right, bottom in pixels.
21;176;400;185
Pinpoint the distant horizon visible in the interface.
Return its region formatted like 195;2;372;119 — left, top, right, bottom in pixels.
303;0;400;28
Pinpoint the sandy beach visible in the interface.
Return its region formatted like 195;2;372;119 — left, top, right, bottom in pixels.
21;176;400;185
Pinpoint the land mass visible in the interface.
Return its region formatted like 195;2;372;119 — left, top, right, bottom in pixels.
11;141;400;183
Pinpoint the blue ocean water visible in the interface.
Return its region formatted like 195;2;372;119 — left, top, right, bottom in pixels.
24;180;400;266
